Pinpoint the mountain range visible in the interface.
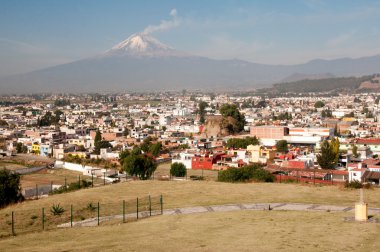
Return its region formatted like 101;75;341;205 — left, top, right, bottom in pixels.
1;33;380;94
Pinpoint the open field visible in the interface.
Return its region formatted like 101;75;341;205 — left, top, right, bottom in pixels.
2;180;380;214
0;210;379;251
0;160;26;170
20;168;104;188
154;162;218;181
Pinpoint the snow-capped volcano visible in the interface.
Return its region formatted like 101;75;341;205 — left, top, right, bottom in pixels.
106;33;184;57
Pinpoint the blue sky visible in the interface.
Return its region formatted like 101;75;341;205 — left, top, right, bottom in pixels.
1;0;380;77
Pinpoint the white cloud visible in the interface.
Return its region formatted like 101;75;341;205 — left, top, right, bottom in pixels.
142;9;180;35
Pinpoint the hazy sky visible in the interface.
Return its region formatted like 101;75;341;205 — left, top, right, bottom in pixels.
1;0;380;77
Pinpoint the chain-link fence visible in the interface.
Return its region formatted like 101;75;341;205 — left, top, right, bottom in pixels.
0;195;163;237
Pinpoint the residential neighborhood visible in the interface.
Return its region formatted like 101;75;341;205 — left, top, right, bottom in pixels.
1;91;380;187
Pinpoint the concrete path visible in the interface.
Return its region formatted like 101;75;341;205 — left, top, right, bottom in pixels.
58;202;380;228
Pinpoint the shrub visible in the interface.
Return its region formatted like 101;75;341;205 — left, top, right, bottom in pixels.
344;180;373;189
0;169;24;208
217;164;274;183
51;204;65;216
344;180;363;189
50;180;91;195
170;162;187;177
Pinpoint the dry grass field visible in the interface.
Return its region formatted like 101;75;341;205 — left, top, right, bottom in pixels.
20;168;104;188
154;162;218;181
1;175;380;250
2;180;380;214
0;210;379;251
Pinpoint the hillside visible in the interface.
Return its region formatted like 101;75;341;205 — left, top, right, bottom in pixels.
270;75;374;93
0;180;379;251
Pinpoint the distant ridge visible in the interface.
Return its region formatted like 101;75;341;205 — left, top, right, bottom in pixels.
1;33;380;94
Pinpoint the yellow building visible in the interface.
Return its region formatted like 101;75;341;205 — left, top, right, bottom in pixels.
31;143;40;155
66;152;87;159
247;145;276;164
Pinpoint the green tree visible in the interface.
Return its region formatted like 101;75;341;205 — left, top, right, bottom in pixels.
16;142;23;153
94;130;102;145
149;142;162;157
0;169;24;208
352;144;359;158
123;154;157;180
275;140;288;153
226;137;259;149
219;104;246;133
314;101;325;108
123;127;129;137
170;162;187;177
94;140;112;155
119;149;130;166
198;101;208;124
317;139;339;169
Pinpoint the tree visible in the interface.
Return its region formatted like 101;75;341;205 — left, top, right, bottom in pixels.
123;127;129;137
149;142;162;157
219;104;246;133
276;140;288;153
226;137;259;149
314;101;325;108
95;141;112;154
352;144;359;158
123;154;157;180
0;169;24;208
94;130;102;145
16;142;23;153
317;140;339;169
198;101;208;124
119;149;130;166
170;162;187;177
330;137;340;164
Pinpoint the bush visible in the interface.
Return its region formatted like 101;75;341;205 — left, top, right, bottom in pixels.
170;162;187;177
50;180;91;195
217;165;274;183
0;169;24;208
344;180;373;189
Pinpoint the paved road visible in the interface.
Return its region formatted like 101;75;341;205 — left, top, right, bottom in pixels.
58;202;380;228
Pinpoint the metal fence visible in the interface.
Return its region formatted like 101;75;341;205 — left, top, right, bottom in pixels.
22;174;113;199
0;195;163;237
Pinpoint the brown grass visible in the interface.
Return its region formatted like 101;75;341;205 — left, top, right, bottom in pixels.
0;210;379;251
20;168;104;188
154;162;218;181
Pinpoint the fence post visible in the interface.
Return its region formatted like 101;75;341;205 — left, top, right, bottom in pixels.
11;211;15;236
296;170;299;183
42;208;45;230
71;205;73;227
91;174;94;188
97;202;100;226
149;195;152;216
103;172;106;186
313;169;316;185
136;197;139;220
51;181;53;192
36;184;38;199
123;200;126;223
78;175;81;188
160;195;163;215
279;173;282;183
